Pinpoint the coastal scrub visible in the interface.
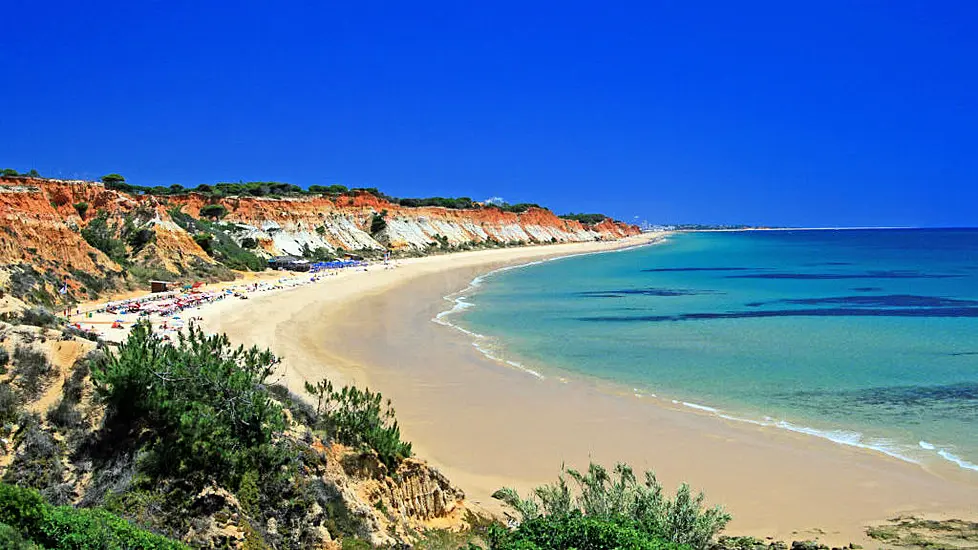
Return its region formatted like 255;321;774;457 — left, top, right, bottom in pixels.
488;462;729;550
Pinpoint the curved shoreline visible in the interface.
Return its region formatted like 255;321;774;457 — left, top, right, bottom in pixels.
433;244;978;475
198;235;978;546
436;268;976;472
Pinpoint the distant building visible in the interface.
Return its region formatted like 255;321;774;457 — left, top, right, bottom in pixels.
149;280;174;293
268;255;311;271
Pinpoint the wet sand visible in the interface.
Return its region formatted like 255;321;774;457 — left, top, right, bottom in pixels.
200;235;978;545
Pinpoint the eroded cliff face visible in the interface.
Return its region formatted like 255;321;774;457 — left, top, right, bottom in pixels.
165;190;637;256
0;177;638;303
0;320;476;548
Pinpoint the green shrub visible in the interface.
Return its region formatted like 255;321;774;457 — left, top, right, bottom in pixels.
308;184;349;195
72;202;89;220
491;202;544;213
0;383;18;426
492;462;730;550
46;399;82;432
91;321;289;489
241;237;258;249
341;537;375;550
170;208;266;271
558;213;607;225
80;211;127;265
13;347;52;401
305;378;412;469
19;307;59;328
2;414;64;493
237;470;261;517
0;483;185;550
192;232;213;252
301;244;335;262
488;512;691;550
369;211;387;235
199;204;228;220
397;197;476;209
0;522;44;549
124;226;155;253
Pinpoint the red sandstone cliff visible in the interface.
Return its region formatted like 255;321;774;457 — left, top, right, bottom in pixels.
0;176;638;304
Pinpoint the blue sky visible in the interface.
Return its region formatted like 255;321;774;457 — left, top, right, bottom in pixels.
2;1;976;227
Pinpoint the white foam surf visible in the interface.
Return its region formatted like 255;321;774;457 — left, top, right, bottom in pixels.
937;450;978;472
682;401;719;413
920;441;978;471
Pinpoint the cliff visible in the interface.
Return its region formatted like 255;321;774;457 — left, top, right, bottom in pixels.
0;318;475;548
0;176;638;304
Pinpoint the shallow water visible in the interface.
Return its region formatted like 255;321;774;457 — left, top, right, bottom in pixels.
444;229;978;472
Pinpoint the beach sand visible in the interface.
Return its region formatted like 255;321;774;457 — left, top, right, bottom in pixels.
195;234;977;546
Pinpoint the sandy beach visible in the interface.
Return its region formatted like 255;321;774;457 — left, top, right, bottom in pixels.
174;235;978;545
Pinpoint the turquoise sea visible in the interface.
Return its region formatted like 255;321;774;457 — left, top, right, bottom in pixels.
438;229;978;472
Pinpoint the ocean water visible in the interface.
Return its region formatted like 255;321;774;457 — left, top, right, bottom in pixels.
437;229;978;472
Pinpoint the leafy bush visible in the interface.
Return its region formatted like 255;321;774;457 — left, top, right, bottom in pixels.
199;204;228;220
305;378;412;469
80;211;128;265
0;521;44;549
492;202;544;213
241;237;258;249
46;400;82;432
45;354;90;433
0;383;19;427
2;414;64;493
0;348;8;368
309;184;349;195
397;197;476;209
301;244;335;262
122;216;155;253
13;347;52;401
101;174;135;193
369;210;387;235
72;202;89;220
192;232;213;252
170;208;266;271
492;462;730;550
19;307;59;328
487;512;691;550
559;213;607;225
91;321;289;489
0;483;186;550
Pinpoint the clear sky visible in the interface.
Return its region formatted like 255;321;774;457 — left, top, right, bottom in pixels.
2;1;976;227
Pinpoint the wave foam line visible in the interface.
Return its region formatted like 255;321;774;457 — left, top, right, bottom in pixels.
471;341;545;379
671;400;920;464
682;401;719;413
430;242;665;376
920;441;978;471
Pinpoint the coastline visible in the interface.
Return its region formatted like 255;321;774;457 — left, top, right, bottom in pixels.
194;234;978;545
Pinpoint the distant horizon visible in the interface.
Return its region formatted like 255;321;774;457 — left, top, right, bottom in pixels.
2;2;976;228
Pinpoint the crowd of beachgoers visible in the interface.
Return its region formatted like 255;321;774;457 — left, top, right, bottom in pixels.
66;259;386;341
